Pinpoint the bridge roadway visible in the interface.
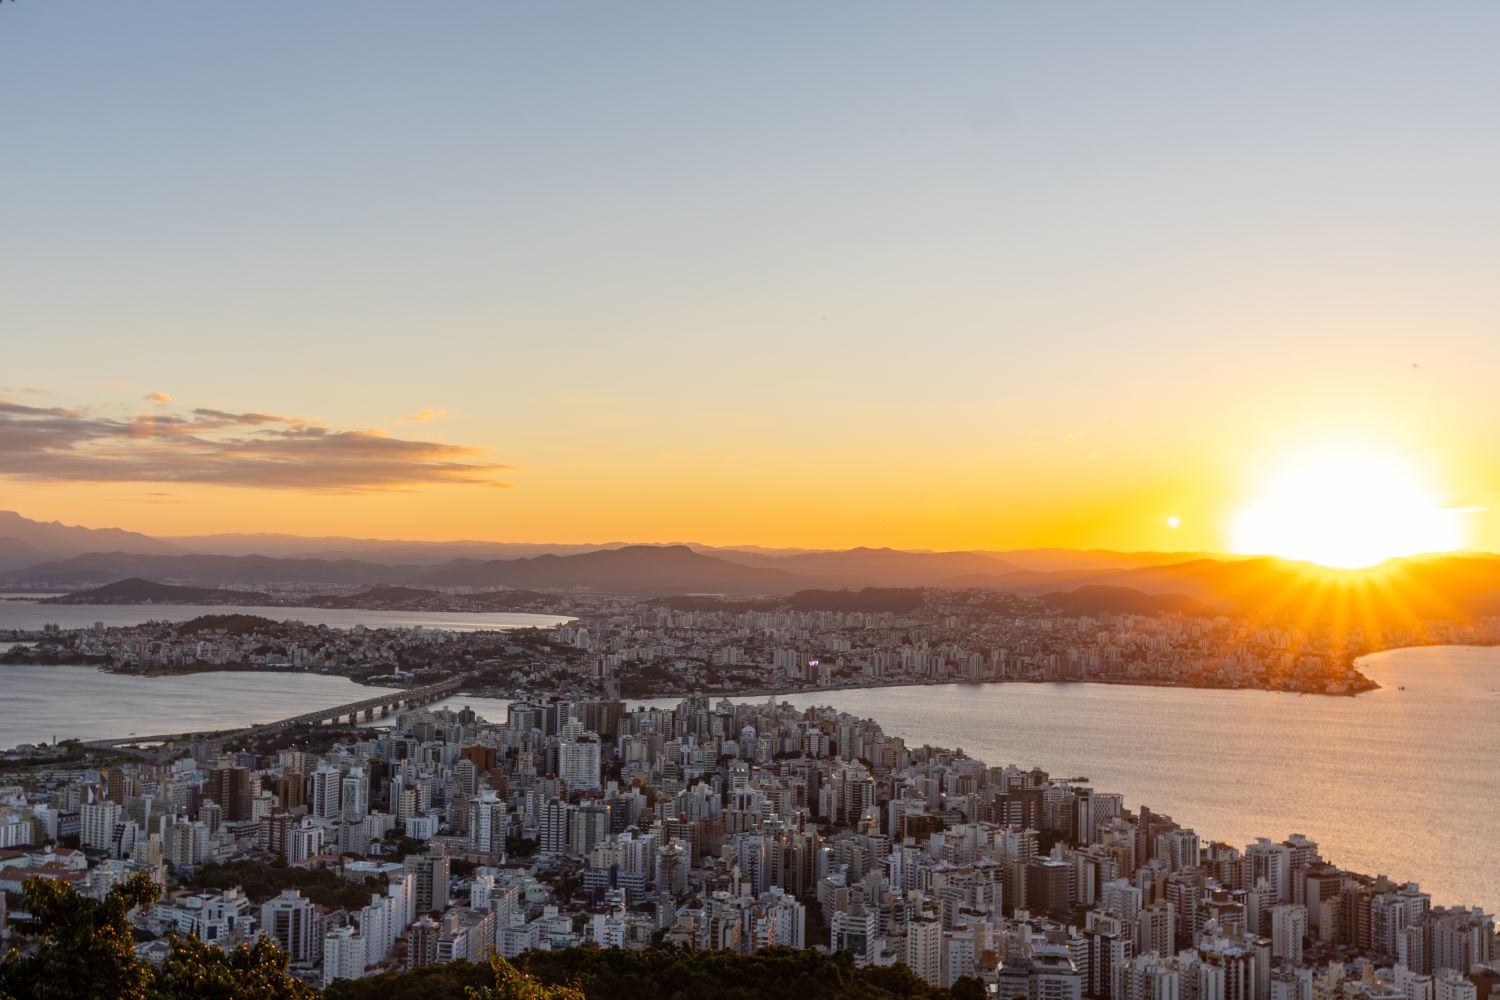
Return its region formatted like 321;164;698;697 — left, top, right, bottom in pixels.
82;675;469;752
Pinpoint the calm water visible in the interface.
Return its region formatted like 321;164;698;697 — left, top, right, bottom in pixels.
418;647;1499;911
2;645;1493;912
0;665;404;746
0;600;572;633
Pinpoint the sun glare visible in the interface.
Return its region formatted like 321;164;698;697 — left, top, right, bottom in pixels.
1230;448;1465;569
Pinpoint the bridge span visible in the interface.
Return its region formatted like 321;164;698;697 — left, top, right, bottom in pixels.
83;675;468;752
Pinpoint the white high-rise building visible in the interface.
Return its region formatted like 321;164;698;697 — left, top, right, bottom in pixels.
559;733;602;792
468;790;506;855
1117;952;1183;1000
1247;839;1293;903
1269;904;1308;965
80;800;121;852
1434;973;1477;1000
341;769;368;821
323;926;367;986
905;916;943;986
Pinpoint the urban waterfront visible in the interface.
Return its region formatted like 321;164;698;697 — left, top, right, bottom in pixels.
6;642;1481;910
424;645;1498;913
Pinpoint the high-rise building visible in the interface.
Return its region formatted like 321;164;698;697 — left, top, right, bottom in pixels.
322;926;367;986
80;800;120;852
539;800;574;856
308;765;342;821
1246;840;1292;904
261;889;320;964
467;790;506;855
1268;904;1307;965
559;733;602;792
904;916;943;986
1028;859;1074;916
204;766;252;822
407;854;450;914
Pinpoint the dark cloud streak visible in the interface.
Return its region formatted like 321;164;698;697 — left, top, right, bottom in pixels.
0;399;509;492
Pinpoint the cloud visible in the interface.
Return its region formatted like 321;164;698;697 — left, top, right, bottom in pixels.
0;398;509;492
144;392;173;404
407;407;448;423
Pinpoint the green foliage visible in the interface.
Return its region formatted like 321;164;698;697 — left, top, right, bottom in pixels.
511;946;957;1000
154;935;315;999
322;947;981;1000
187;860;385;911
466;955;585;1000
0;872;158;1000
322;961;489;1000
0;874;313;1000
1;879;981;1000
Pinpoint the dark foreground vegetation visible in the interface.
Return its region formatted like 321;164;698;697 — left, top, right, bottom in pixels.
0;875;984;1000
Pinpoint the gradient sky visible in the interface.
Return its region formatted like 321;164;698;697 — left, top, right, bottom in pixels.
3;3;1499;551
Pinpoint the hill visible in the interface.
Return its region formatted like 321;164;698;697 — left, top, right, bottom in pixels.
0;552;409;589
786;587;926;613
715;546;1018;587
1040;585;1220;617
301;585;559;611
38;578;272;606
416;544;800;595
167;531;639;563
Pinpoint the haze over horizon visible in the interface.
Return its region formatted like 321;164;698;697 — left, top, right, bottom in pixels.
4;3;1499;563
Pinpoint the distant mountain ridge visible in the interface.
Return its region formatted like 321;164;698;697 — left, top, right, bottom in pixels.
0;510;184;573
414;544;801;596
6;513;1500;629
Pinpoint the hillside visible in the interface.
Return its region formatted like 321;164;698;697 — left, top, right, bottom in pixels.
0;552;410;589
39;578;272;606
717;546;1018;587
1040;585;1220;618
416;544;800;595
786;587;926;613
301;585;559;611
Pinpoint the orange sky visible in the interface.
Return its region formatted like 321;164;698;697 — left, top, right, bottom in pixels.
4;5;1499;556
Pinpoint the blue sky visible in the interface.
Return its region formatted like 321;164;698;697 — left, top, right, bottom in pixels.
2;3;1498;548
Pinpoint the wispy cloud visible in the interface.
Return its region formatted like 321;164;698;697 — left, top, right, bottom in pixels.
407;407;448;423
0;398;509;492
144;392;173;404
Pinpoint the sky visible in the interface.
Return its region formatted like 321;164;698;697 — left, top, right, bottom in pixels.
2;3;1498;553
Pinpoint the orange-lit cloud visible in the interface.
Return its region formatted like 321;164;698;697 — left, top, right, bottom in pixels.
144;392;173;404
407;408;448;423
0;398;508;492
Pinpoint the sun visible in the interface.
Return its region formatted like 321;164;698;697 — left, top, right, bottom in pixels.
1230;447;1465;569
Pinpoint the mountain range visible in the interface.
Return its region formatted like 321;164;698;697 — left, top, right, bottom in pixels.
5;511;1500;628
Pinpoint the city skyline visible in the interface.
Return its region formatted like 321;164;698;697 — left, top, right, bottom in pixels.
5;3;1500;559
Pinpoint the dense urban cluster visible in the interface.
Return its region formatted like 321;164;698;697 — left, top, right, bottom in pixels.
12;587;1495;705
1;696;1494;1000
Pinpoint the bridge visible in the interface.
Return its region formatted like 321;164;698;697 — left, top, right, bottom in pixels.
83;675;468;753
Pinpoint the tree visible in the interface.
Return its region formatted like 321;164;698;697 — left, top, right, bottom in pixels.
153;935;314;1000
465;956;584;1000
0;873;158;1000
0;875;310;1000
